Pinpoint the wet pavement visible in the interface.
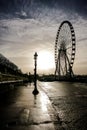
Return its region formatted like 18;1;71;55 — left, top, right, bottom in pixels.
0;83;63;130
0;81;87;130
39;81;87;130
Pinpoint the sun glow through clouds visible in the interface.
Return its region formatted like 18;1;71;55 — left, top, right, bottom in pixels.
37;51;55;72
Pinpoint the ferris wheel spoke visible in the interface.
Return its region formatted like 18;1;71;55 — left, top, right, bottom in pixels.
67;52;71;56
66;46;72;50
56;46;60;50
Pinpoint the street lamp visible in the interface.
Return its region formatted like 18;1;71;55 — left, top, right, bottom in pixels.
32;52;39;95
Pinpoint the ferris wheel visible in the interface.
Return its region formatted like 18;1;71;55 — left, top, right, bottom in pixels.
55;21;76;78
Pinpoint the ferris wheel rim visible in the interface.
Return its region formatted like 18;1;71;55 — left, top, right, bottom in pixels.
55;21;76;69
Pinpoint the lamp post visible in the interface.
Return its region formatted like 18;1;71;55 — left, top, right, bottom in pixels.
32;52;39;95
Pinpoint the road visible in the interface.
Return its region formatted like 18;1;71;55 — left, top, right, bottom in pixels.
0;81;87;130
38;81;87;130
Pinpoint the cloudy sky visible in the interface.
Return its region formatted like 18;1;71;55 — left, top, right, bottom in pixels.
0;0;87;74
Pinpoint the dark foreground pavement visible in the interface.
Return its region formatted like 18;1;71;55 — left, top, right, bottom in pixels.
38;81;87;130
0;83;63;130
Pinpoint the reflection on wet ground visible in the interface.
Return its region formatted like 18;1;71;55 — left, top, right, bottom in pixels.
0;82;87;130
39;81;87;130
0;83;56;130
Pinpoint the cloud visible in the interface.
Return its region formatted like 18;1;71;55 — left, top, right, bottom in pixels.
0;1;87;74
0;0;87;19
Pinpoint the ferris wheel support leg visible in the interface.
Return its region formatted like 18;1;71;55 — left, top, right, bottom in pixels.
65;54;73;78
64;53;68;75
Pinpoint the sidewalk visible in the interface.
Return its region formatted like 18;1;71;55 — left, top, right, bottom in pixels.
0;83;62;130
